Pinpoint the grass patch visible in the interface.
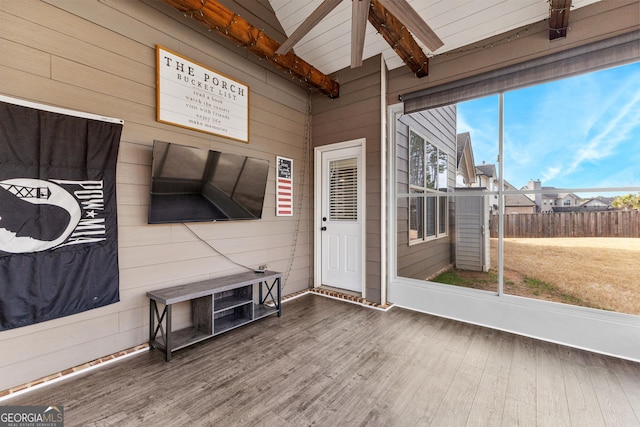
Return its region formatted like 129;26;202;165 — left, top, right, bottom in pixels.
433;270;473;287
524;277;554;296
561;293;588;306
433;265;614;312
495;238;640;315
432;269;498;291
432;268;599;310
524;276;594;307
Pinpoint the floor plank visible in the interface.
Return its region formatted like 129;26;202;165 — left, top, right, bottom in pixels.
466;371;508;426
589;365;640;426
536;341;572;427
613;359;640;414
502;396;537;426
561;355;606;427
4;294;640;427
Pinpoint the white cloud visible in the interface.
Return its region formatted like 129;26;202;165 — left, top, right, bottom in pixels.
565;88;640;175
541;166;561;182
456;110;473;134
457;63;640;189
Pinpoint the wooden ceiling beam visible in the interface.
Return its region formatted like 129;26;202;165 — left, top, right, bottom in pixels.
377;0;443;52
163;0;340;98
549;0;572;40
368;0;430;77
351;0;371;68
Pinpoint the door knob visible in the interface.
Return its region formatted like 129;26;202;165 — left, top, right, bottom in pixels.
321;226;327;231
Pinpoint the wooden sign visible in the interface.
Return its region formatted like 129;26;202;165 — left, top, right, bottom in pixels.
276;156;293;216
156;46;249;142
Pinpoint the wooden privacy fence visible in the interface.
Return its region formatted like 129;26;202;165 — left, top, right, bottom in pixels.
489;210;640;238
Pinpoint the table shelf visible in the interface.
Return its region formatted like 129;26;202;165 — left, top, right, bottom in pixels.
148;270;282;361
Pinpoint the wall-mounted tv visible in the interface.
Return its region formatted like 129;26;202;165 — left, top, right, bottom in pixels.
148;141;269;224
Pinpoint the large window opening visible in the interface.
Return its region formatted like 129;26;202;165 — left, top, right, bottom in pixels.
394;105;456;281
408;128;448;243
396;60;640;316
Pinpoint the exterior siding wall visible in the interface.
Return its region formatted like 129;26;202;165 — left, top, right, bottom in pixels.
0;0;311;391
312;56;383;303
395;105;457;280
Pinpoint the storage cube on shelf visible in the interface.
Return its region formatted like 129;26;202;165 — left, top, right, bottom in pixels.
214;303;253;334
214;285;252;312
147;270;282;361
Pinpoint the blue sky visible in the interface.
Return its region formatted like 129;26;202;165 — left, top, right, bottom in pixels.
456;61;640;193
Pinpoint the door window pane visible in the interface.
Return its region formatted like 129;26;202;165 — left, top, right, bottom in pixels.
329;158;358;221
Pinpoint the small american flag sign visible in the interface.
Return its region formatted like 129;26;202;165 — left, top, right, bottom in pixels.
276;156;293;216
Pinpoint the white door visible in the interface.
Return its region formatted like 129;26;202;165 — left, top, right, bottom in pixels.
319;144;364;292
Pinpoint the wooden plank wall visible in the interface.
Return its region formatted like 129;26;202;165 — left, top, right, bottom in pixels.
312;56;383;303
395;105;457;280
0;0;312;391
490;211;640;238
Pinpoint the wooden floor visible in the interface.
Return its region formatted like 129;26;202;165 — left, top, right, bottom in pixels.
7;294;640;426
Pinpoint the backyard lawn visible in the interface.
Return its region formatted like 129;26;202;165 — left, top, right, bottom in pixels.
434;238;640;315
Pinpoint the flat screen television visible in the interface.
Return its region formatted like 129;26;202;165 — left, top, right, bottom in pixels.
148;141;269;224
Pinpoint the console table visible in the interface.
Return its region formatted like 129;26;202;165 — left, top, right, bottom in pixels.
147;270;282;361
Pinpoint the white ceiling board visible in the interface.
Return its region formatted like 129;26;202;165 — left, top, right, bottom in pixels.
268;0;603;75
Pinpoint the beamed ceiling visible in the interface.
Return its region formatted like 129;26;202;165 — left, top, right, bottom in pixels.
164;0;602;98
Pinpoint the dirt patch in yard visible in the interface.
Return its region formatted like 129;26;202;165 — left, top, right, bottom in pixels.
433;238;640;315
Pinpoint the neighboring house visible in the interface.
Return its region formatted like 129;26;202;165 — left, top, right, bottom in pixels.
504;180;537;214
456;132;477;187
580;196;615;210
523;179;581;213
546;190;581;212
472;163;499;214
